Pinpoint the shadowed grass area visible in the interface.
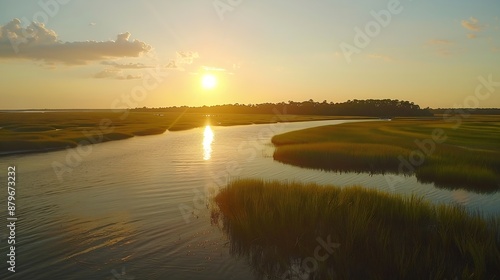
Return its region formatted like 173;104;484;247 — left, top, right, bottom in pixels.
211;179;500;279
0;111;359;155
273;142;409;174
271;116;500;192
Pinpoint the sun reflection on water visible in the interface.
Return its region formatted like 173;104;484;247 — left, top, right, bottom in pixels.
203;125;214;160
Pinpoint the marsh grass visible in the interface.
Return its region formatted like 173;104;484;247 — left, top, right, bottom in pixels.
416;164;499;191
272;117;500;192
0;111;350;155
212;179;500;279
273;142;410;174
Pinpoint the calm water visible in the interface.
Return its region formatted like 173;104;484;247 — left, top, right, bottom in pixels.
1;119;499;279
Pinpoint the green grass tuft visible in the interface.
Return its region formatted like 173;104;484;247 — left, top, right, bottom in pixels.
272;117;500;192
212;179;500;279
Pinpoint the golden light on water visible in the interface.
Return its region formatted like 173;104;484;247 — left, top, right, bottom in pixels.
203;125;214;160
452;189;470;205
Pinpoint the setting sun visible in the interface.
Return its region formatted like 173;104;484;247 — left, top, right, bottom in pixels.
2;2;500;279
201;74;217;90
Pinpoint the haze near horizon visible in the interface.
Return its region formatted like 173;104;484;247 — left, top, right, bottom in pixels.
1;0;499;109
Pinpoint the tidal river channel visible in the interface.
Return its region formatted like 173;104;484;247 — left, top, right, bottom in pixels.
1;119;499;279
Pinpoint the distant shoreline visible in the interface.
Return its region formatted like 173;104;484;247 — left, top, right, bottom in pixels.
0;112;374;157
0;147;64;157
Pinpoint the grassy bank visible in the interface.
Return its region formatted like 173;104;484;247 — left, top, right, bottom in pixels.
271;116;500;192
0;111;361;155
212;179;500;279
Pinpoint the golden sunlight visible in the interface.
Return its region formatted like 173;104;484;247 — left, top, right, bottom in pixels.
201;74;217;90
202;125;214;160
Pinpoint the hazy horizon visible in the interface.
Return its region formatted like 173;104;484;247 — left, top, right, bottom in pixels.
1;0;500;109
2;101;500;111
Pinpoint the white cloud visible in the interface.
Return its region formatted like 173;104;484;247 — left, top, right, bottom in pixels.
176;51;199;64
163;52;200;71
202;66;226;71
0;18;152;65
165;59;183;70
461;17;482;32
94;68;120;78
94;68;142;80
119;74;142;80
101;61;153;69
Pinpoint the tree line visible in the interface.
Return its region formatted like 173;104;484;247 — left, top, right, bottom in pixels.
133;99;433;117
430;108;500;115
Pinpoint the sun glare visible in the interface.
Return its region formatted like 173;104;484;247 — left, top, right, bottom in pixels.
201;74;217;90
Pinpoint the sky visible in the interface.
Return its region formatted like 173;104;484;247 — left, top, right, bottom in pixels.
0;0;499;109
